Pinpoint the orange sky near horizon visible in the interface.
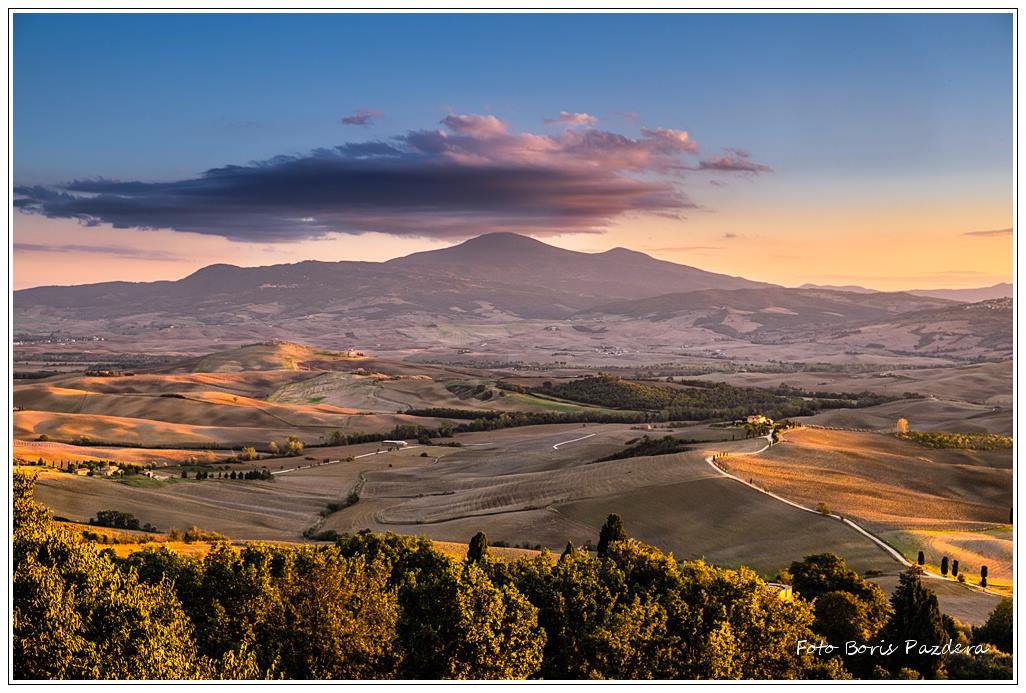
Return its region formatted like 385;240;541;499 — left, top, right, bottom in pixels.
13;208;1012;292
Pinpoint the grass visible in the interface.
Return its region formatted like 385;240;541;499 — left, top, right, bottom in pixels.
501;390;621;414
116;475;178;488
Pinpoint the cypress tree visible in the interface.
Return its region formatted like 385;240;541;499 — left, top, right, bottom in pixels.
597;513;627;558
951;560;959;577
940;556;948;576
916;550;925;566
467;531;488;562
882;567;946;678
560;541;574;562
980;565;988;588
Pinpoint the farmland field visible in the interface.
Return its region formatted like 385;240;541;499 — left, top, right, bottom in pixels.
716;427;1012;598
19;342;1013;625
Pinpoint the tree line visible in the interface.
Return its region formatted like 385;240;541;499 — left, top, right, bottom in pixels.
13;475;1010;680
898;431;1013;451
534;375;871;421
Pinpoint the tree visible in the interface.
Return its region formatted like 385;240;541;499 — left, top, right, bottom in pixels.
881;567;946;678
269;549;400;678
181;470;188;479
787;554;890;636
597;514;627;558
980;565;988;588
13;473;204;679
917;550;925;566
973;598;1012;654
559;542;574;562
467;532;489;563
397;561;545;679
787;553;890;675
808;590;879;677
951;560;959;577
940;556;949;576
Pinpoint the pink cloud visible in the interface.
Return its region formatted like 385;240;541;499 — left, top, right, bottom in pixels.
699;148;772;174
640;127;700;154
544;111;598;126
440;113;509;138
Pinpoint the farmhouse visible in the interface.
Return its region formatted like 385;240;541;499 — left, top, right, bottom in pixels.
764;582;793;602
382;440;408;451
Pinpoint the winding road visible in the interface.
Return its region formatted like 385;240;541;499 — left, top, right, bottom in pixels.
704;429;1003;597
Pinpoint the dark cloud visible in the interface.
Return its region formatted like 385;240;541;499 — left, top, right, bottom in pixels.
15;113;768;242
699;148;771;174
341;109;384;126
962;227;1012;238
14;242;183;261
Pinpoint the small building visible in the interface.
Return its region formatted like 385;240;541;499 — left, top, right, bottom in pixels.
764;582;793;602
382;440;408;451
747;415;773;426
96;464;121;477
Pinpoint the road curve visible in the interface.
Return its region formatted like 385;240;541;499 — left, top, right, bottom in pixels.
704;431;1004;597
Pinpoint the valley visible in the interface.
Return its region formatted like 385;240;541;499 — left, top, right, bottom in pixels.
15;334;1012;627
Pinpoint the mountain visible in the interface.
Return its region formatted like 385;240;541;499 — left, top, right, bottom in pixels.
907;283;1013;302
388;232;770;299
798;283;876;294
799;281;1013;302
14;234;1011;362
14;233;775;324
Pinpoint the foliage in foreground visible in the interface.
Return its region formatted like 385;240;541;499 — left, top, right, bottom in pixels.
12;474;1011;680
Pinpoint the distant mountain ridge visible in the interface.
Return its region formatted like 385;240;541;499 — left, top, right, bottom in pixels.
13;233;1012;361
799;282;1012;303
15;233;774;320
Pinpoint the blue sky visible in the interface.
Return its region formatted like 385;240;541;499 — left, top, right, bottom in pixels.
12;12;1014;289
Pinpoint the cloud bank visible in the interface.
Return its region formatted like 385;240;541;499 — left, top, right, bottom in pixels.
14;113;770;242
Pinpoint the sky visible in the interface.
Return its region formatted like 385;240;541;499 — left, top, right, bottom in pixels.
12;12;1014;291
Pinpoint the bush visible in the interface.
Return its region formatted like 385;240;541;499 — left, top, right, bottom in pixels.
90;510;141;531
